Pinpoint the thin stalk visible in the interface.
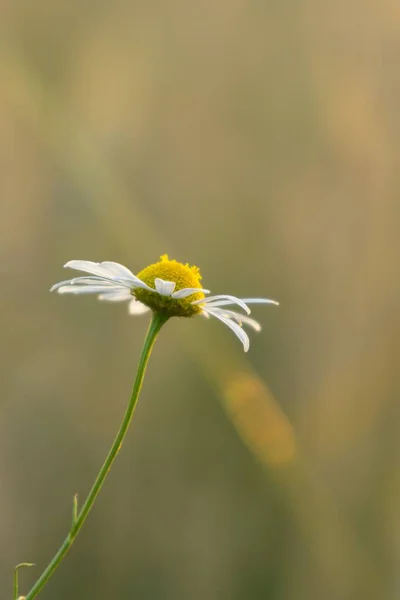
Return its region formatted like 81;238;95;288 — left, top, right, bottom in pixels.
25;313;167;600
14;563;35;600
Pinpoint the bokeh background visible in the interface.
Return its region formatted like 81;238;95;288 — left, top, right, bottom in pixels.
1;1;400;599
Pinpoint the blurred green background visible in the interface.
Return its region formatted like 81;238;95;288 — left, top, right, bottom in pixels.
1;1;400;599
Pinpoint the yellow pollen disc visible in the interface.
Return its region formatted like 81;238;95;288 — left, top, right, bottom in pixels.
134;254;205;317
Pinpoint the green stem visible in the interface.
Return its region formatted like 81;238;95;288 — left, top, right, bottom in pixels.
24;313;167;600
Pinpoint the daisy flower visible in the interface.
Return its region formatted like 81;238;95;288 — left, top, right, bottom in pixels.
51;254;278;351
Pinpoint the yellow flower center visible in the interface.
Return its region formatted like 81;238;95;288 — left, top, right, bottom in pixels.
134;254;205;317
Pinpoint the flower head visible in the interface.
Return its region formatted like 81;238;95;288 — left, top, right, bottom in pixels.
51;255;278;351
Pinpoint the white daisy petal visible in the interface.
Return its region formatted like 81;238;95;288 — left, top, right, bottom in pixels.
171;287;210;299
192;294;251;315
128;299;151;315
98;289;133;302
194;297;279;310
210;309;262;331
98;261;136;279
240;297;280;306
99;263;154;291
56;285;123;295
52;277;129;293
128;278;155;291
203;307;250;352
69;277;120;286
64;269;128;289
64;260;153;291
50;279;76;291
155;278;176;296
64;260;120;279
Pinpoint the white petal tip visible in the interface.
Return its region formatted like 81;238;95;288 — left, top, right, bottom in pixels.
259;299;280;306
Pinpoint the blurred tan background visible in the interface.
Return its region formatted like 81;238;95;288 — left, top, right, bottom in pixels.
1;1;400;599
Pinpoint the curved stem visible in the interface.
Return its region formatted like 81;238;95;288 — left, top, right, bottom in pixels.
25;312;167;600
14;563;35;600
